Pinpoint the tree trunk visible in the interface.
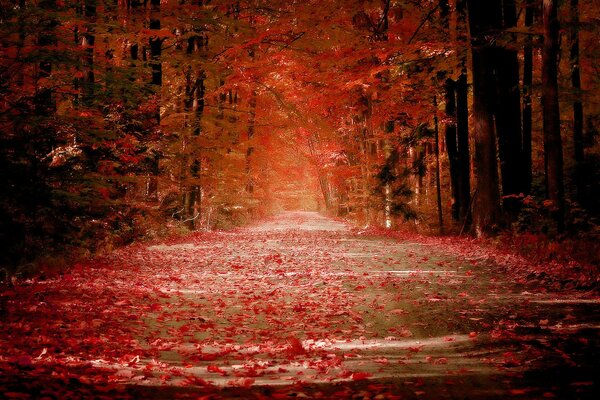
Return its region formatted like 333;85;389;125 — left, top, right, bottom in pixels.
35;0;57;116
455;70;471;223
146;0;161;201
541;0;565;231
181;22;207;229
444;78;460;221
467;0;502;236
522;0;534;195
494;46;523;197
245;88;257;193
570;0;584;200
82;0;96;106
455;0;471;225
433;96;444;234
494;0;524;204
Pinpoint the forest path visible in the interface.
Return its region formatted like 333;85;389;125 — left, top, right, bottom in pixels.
1;212;598;399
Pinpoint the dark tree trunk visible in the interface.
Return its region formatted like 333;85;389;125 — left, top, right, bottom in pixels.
455;71;471;223
541;0;565;231
35;0;57;115
433;96;444;234
467;0;502;236
522;0;534;195
494;0;524;203
570;0;584;200
494;46;523;197
444;78;460;221
146;0;162;201
82;0;96;106
455;0;471;225
245;88;257;193
439;0;460;222
180;15;207;230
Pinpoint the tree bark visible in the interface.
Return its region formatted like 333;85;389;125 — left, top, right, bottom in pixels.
541;0;565;230
146;0;161;201
35;0;57;115
434;96;444;234
246;87;257;193
455;70;471;223
522;0;534;195
494;0;525;202
467;0;502;236
455;0;471;225
570;0;584;200
444;78;459;221
82;0;96;106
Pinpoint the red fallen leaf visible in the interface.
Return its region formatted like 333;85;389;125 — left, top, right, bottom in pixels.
293;304;306;312
15;355;32;367
287;337;306;356
182;376;214;386
227;377;255;387
351;372;372;380
469;331;478;338
509;388;529;395
4;392;31;399
337;370;353;378
207;364;228;376
354;285;366;291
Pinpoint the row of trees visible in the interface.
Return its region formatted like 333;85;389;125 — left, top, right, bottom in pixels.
1;0;598;274
294;0;599;237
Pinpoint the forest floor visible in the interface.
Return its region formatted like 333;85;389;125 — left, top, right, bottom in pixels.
0;212;598;399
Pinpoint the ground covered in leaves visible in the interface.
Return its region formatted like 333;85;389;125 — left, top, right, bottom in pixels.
1;212;598;399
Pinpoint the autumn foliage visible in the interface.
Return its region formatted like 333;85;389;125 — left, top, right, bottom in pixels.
0;1;599;278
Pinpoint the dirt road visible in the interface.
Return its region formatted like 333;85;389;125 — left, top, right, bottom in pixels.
1;212;598;399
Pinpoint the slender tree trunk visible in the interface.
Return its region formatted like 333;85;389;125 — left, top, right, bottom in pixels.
181;24;207;229
522;0;534;195
455;71;471;223
245;87;257;193
570;0;584;200
541;0;565;231
455;0;471;225
146;0;161;201
82;0;96;106
187;69;205;229
440;0;460;222
434;96;444;234
444;78;460;221
35;0;57;116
